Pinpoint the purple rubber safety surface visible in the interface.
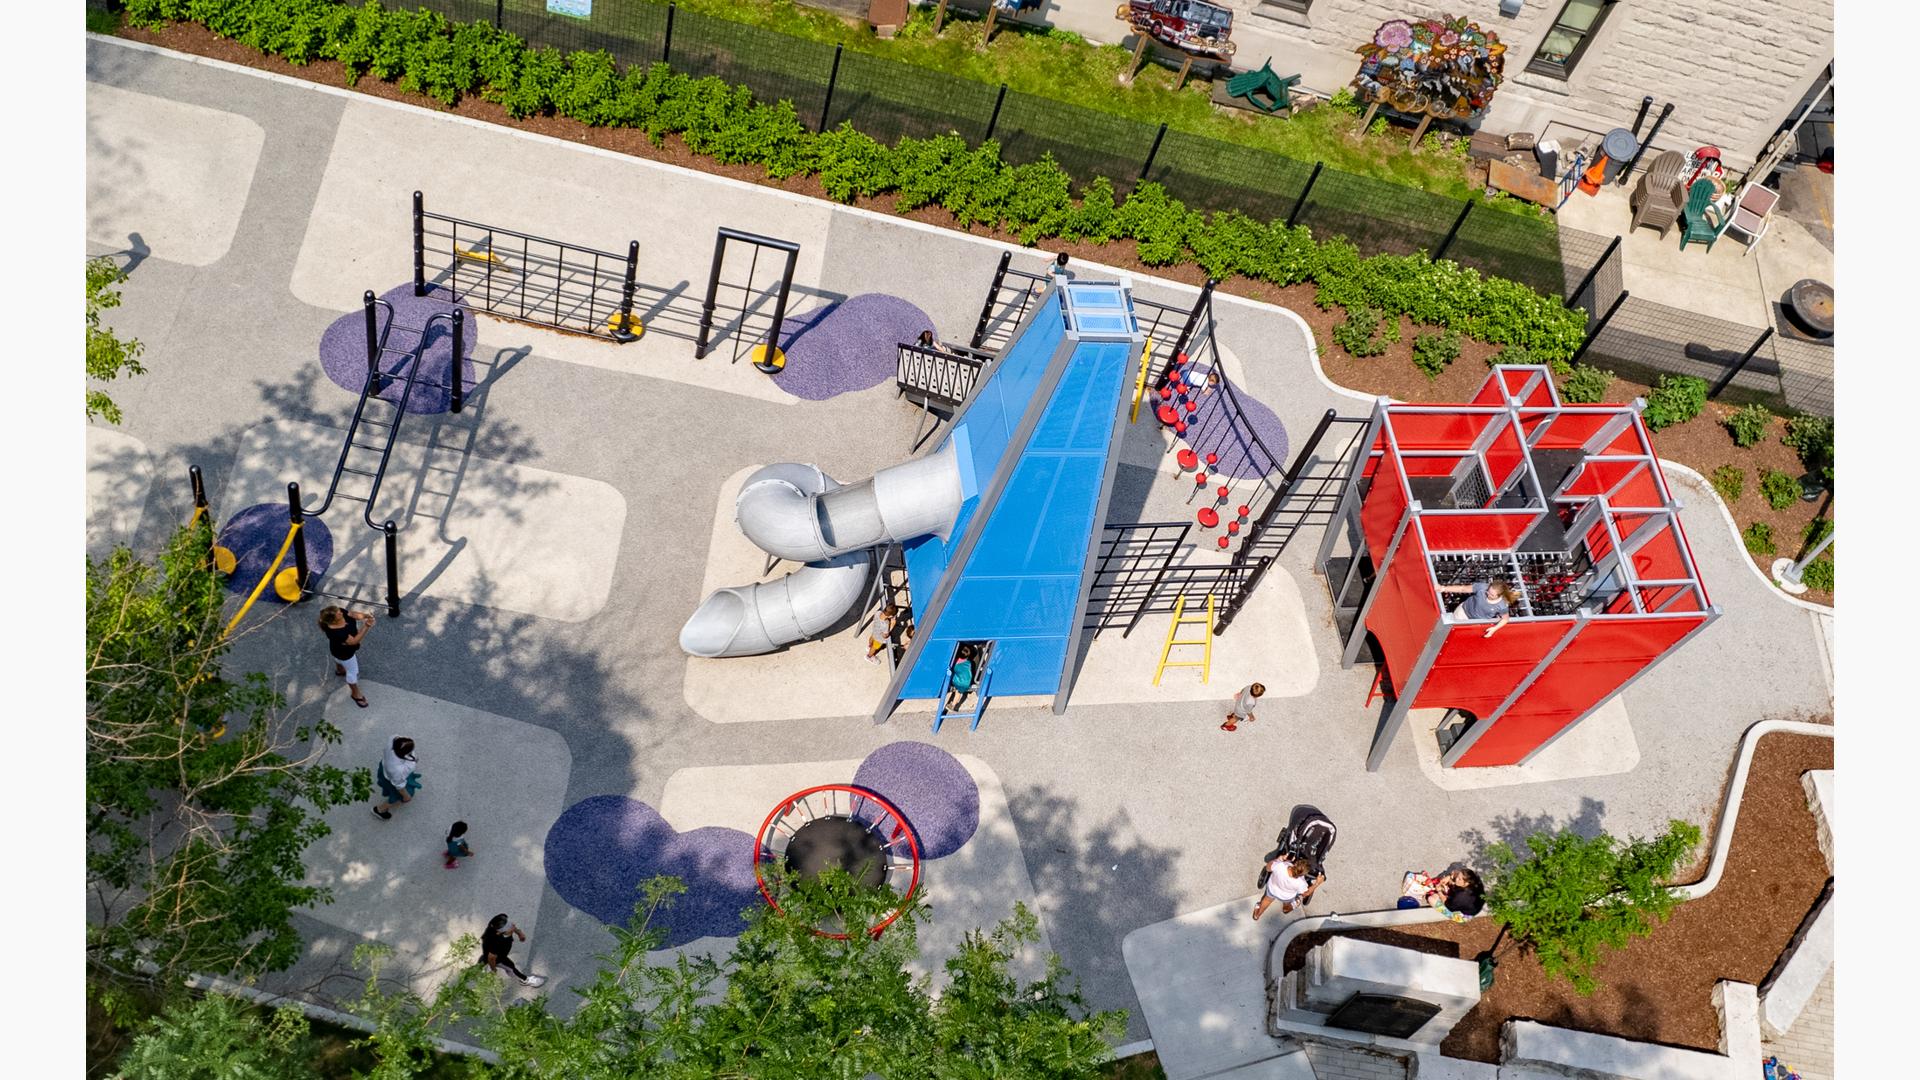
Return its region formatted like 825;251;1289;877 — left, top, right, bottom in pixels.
217;503;333;598
851;742;979;860
544;743;982;946
543;795;762;947
770;293;935;401
1170;361;1290;480
317;284;478;414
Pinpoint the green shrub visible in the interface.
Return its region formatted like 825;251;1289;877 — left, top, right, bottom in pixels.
1722;403;1771;448
1060;175;1120;242
1641;374;1708;431
1709;465;1744;503
1411;328;1461;379
1558;363;1612;404
1799;554;1834;593
1803;516;1833;548
1759;468;1800;511
1742;521;1775;556
1327;87;1360;115
1783;414;1834;483
1332;306;1393;357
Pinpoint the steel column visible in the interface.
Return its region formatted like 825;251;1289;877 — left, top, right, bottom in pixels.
1240;409;1336;552
1287;162;1323;228
362;290;381;383
383;522;401;618
1366;616;1450;772
412;191;426;297
1342;505;1414;670
971;251;1013;350
287;482;309;598
1315;402;1387;569
819;45;843;134
449;308;466;414
1165;278;1216;371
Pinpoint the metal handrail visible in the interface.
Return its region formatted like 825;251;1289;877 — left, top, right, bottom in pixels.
363;309;460;533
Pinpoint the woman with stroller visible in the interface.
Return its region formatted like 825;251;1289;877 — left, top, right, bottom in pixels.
1252;853;1325;920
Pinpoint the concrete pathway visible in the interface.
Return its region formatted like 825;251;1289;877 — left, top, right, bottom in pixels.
1761;967;1834;1080
85;36;1833;1046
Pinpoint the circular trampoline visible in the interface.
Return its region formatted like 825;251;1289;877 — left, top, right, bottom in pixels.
753;784;921;939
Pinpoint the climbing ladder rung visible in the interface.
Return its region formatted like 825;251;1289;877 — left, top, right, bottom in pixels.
1153;593;1215;685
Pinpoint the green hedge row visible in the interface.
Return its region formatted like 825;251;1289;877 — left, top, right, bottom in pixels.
122;0;1590;360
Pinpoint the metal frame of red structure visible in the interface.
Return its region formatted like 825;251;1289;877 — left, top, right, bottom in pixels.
1316;365;1718;771
752;783;923;939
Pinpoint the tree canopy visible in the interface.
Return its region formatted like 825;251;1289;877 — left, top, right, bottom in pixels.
87;255;146;424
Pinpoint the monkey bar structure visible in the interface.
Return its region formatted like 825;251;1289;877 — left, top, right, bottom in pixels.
1317;366;1718;771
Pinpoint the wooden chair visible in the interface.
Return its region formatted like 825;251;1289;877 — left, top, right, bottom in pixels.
1628;150;1686;237
1677;179;1728;252
1724;182;1781;257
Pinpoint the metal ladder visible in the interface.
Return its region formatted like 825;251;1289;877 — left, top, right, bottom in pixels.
932;644;993;733
1154;593;1215;685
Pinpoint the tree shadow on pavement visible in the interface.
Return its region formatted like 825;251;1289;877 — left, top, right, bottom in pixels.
1455;796;1609;875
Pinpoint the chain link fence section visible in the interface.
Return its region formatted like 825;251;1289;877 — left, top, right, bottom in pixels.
990;90;1160;188
1145;128;1312;223
824;47;999;145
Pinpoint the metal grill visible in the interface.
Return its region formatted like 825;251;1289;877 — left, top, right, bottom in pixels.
1430;550;1597;618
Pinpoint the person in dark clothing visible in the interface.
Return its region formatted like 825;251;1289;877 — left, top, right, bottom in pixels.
318;605;375;707
479;913;546;987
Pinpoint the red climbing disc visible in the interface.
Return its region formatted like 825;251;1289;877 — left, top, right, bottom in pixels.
1217;536;1231;549
1174;421;1188;434
1198;507;1220;528
1218;485;1230;498
1206;452;1219;466
1176;448;1198;470
1159;385;1173;400
1237;505;1251;518
1183;399;1198;414
1227;520;1241;535
1157;404;1178;425
1194;471;1208;486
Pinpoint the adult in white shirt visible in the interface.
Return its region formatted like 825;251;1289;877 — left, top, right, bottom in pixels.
1253;853;1325;920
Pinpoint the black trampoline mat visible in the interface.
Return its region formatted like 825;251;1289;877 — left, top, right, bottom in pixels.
785;816;887;889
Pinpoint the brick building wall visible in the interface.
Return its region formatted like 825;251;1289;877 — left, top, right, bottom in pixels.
1221;0;1832;169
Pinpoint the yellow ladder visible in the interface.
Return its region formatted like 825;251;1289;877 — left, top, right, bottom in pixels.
1129;336;1156;422
1154;592;1214;685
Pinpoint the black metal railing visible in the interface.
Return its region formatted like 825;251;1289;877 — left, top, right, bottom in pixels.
896;342;989;409
414;191;639;343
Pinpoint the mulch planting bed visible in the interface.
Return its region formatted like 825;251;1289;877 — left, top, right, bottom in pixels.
1284;730;1833;1063
110;22;1832;605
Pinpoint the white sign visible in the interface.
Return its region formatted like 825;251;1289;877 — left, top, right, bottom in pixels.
547;0;592;17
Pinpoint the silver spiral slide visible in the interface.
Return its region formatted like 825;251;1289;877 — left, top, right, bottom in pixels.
679;447;964;657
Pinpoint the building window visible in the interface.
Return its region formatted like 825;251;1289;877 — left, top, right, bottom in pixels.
1258;0;1313;15
1527;0;1615;78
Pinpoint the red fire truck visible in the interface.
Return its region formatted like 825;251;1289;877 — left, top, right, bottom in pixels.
1117;0;1237;61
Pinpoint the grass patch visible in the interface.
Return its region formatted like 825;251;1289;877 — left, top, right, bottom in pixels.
86;5;121;34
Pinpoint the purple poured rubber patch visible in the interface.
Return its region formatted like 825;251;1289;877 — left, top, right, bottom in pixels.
317;283;478;414
852;742;980;860
770;293;935;401
216;503;333;598
543;796;759;947
1171;362;1290;480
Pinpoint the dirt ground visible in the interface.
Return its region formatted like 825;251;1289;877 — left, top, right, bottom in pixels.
1284;730;1834;1062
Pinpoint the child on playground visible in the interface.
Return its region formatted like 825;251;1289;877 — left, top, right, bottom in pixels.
864;605;898;663
445;821;473;869
1220;682;1265;731
1440;579;1517;637
1399;866;1484;923
947;644;977;711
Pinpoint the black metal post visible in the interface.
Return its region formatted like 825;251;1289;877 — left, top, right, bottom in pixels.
383;522;401;617
1709;327;1775;400
1619;103;1673;186
494;0;503;30
761;253;796;370
1629;95;1654;139
362;290;380;381
1568;290;1628;367
1434;200;1474;260
1214;556;1273;635
971;251;1012;350
1240;409;1337;552
662;4;675;65
819;45;843;134
412;191;425;297
1566;235;1621;309
189;465;207;514
287;482;309;598
694;234;728;359
984;84;1008;142
1165;278;1216;375
1138;123;1168;182
616;240;640;342
1287;162;1324;228
449;308;466;414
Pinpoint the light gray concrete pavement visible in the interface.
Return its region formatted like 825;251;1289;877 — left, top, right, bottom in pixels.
85;35;1832;1043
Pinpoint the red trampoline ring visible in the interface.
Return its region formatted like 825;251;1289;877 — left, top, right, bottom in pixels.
752;783;923;939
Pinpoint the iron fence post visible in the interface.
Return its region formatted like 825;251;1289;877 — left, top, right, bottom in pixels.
1709;327;1774;400
1287;162;1323;228
1138;123;1168;183
985;84;1007;142
1629;95;1654;139
362;290;380;382
287;482;309;598
1566;235;1621;309
384;522;401;617
1620;103;1673;185
449;308;466;414
694;232;727;359
617;240;640;342
819;45;843;134
1240;408;1337;552
1434;200;1473;260
971;251;1012;349
494;0;503;30
1568;290;1628;367
412;191;425;297
663;4;675;65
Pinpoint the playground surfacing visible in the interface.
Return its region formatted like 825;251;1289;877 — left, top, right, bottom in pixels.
86;37;1838;1049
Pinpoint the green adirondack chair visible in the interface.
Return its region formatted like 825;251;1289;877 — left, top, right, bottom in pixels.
1226;60;1301;115
1677;179;1729;251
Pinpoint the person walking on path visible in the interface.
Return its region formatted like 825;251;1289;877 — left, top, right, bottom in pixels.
864;605;898;663
1252;852;1324;920
371;736;419;821
1220;682;1265;731
318;606;375;707
1440;579;1517;638
479;914;546;987
445;821;473;869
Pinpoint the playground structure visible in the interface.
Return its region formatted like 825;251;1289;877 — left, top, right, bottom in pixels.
752;784;922;940
1318;366;1718;770
695;228;800;373
413;190;643;342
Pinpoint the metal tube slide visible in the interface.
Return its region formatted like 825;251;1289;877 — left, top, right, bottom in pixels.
737;445;963;563
678;550;874;658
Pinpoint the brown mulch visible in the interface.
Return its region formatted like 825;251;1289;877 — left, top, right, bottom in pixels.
1284;730;1834;1063
112;21;1832;603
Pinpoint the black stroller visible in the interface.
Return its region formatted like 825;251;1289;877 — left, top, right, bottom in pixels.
1256;805;1338;904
